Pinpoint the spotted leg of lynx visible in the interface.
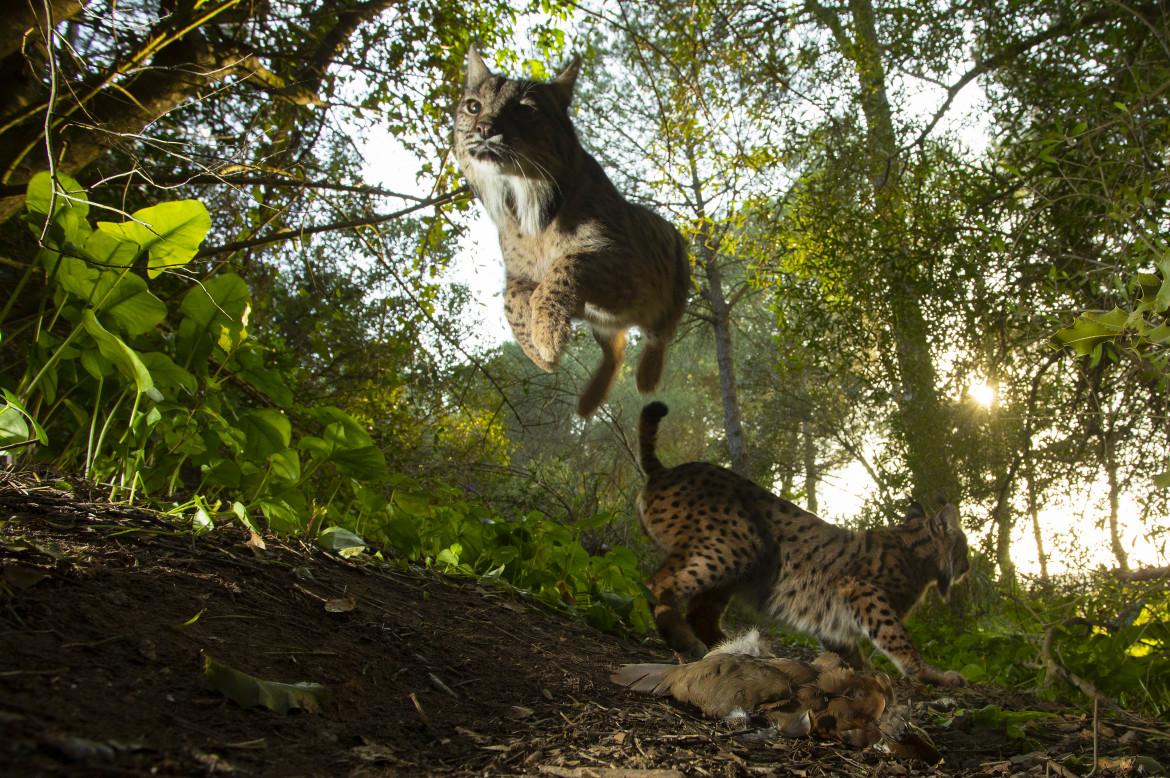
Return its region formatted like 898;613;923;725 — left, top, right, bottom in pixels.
685;585;733;648
529;260;579;368
577;328;625;417
503;274;554;371
840;579;966;687
647;551;751;662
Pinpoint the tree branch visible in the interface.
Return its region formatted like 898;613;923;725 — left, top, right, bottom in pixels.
905;1;1165;149
194;186;469;258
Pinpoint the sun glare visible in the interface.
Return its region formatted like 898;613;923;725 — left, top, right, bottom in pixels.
968;379;997;408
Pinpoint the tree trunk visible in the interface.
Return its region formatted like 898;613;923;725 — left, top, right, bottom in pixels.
686;144;749;475
993;503;1016;585
699;244;749;475
1101;429;1129;572
1026;466;1049;580
801;416;818;514
0;1;402;223
808;0;960;503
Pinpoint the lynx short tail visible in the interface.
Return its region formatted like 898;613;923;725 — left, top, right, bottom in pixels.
639;401;670;478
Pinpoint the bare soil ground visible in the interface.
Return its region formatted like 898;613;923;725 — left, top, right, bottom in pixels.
1;470;1167;777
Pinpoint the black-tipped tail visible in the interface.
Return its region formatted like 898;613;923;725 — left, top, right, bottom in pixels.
639;402;670;478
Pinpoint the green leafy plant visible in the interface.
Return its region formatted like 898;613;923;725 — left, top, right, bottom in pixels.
0;172;653;637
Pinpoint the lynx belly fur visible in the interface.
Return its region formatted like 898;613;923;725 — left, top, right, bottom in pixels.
452;49;690;417
636;402;969;687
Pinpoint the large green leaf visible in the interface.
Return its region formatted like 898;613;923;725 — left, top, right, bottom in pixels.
97;200;211;278
80;347;114;380
268;447;301;483
313;408;374;448
181;273;250;328
257;491;306;533
48;255;110;303
81;310;161;401
203;654;327;715
0;405;30;447
1051;308;1129;356
138;352;197;395
82;229;139;268
101;274;167;335
239;408;291;459
318;526;368;557
1151;258;1170;314
26;171;88;219
234;346;293;406
327;445;388;481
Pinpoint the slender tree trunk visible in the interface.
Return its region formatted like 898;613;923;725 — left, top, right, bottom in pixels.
1101;430;1129;572
699;244;749;475
685;144;748;475
807;0;959;503
779;400;799;497
801;416;818;514
993;502;1016;586
1026;466;1049;580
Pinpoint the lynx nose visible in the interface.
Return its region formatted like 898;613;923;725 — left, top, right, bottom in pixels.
475;121;494;139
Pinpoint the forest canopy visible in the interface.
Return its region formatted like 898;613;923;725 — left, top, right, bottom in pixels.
1;0;1168;714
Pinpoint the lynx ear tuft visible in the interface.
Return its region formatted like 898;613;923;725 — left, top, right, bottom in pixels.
551;56;581;108
466;46;493;88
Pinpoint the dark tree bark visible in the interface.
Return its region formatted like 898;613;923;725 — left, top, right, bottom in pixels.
0;1;402;223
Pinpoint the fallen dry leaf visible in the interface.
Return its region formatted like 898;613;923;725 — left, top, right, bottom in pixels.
324;595;357;613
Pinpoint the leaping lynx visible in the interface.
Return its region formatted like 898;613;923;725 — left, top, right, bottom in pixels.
636;402;969;687
453;49;690;417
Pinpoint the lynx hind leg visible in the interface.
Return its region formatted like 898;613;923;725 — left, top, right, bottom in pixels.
647;553;713;661
685;586;732;649
636;336;668;393
820;638;870;671
504;275;554;371
577;327;626;417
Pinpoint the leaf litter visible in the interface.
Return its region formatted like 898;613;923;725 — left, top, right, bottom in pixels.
1;468;1167;777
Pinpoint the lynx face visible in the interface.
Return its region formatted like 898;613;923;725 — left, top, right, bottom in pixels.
636;401;968;687
455;73;573;172
453;53;578;237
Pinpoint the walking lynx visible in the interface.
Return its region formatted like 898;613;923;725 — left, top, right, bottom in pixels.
636;402;969;687
453;49;690;417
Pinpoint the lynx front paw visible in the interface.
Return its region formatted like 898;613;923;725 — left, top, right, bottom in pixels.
939;670;967;687
530;308;571;368
520;342;557;372
921;668;966;687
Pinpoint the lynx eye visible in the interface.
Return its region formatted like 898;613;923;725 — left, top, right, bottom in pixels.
464;98;482;115
519;97;538;110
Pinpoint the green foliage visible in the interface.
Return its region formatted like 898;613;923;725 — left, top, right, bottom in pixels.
349;479;653;633
932;704;1058;743
910;576;1170;716
1052;258;1170;373
0;175;651;637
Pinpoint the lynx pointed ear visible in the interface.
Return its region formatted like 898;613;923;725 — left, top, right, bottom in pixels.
931;504;961;536
551;56;581;108
903;501;927;521
466;47;493;88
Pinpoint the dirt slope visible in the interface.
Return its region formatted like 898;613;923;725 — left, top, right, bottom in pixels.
1;471;1166;777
